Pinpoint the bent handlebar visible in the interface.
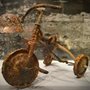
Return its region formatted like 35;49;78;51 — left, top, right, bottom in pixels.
21;4;62;23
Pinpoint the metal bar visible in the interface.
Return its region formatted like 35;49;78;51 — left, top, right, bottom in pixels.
56;43;76;60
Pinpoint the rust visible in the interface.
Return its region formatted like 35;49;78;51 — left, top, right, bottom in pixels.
41;35;57;66
2;4;61;89
1;3;89;89
2;49;39;88
73;54;89;78
21;3;62;23
0;13;23;33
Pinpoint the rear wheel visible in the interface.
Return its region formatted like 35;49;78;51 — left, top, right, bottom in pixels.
73;54;89;78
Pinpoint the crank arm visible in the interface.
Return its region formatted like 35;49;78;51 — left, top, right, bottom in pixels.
22;67;48;74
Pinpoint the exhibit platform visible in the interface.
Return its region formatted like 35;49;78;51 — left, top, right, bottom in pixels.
0;60;90;90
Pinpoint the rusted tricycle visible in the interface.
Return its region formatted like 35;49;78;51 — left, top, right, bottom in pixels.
2;4;89;89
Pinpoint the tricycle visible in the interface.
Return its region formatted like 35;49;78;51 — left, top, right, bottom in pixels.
2;4;89;89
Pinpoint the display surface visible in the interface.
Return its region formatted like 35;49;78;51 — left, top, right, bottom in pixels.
0;60;90;90
1;4;89;89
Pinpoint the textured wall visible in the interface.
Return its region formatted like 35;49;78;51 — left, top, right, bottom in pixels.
0;0;90;59
22;13;90;58
43;13;90;56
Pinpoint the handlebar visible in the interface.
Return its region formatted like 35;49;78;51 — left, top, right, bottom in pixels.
21;4;62;23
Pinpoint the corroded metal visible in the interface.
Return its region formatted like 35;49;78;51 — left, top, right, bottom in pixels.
1;3;89;89
2;49;39;88
41;35;57;66
2;4;61;89
73;54;89;78
0;13;23;33
21;4;62;23
21;3;62;66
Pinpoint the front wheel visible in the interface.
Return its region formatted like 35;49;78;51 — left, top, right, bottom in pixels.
2;49;39;88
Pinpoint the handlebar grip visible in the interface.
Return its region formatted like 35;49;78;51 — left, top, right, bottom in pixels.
21;4;62;23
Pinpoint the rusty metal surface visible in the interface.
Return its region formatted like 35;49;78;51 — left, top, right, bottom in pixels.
2;49;39;88
1;4;53;88
21;3;62;23
0;13;23;33
41;35;57;66
73;54;89;78
21;4;61;66
1;3;89;89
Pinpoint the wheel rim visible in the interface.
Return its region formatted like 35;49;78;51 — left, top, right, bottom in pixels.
2;49;39;88
78;57;87;74
73;54;88;78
